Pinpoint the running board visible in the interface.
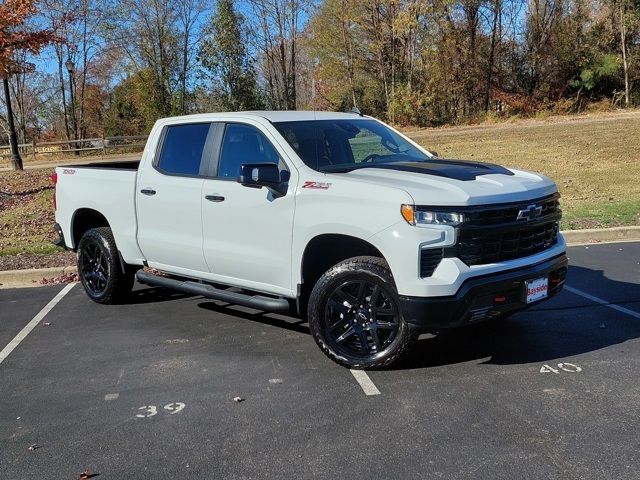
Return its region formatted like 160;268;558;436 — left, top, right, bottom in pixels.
135;271;291;313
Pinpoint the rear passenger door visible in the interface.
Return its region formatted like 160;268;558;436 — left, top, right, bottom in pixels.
200;122;296;296
136;122;217;274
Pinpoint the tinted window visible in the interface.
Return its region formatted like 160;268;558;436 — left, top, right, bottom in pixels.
218;124;281;178
157;123;211;176
274;119;428;172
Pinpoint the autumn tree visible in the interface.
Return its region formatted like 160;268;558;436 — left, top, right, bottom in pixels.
0;0;62;170
248;0;308;110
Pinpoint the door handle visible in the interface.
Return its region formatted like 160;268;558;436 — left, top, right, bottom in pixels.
140;189;156;196
205;194;225;202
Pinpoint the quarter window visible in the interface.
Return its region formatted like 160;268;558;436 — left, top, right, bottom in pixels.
157;123;211;176
218;124;281;178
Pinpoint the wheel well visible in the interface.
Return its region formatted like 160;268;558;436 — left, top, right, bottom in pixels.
300;234;384;304
72;209;110;248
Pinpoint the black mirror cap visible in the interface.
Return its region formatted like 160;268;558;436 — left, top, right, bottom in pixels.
238;163;288;197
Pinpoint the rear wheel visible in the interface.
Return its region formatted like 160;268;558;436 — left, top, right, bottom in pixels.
77;227;136;304
308;256;414;369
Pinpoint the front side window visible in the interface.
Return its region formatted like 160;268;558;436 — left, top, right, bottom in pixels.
273;119;429;173
218;124;281;178
156;123;211;176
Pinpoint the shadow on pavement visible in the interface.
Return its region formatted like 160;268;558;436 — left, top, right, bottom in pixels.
197;300;310;335
127;286;195;304
397;265;640;370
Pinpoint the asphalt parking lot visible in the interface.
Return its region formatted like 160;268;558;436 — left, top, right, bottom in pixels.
1;241;639;479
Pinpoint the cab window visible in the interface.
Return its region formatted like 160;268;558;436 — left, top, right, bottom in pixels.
156;123;211;176
218;124;281;178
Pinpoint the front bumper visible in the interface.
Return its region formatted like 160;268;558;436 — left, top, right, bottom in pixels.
399;253;568;331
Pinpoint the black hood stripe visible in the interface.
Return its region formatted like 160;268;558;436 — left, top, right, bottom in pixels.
370;160;514;181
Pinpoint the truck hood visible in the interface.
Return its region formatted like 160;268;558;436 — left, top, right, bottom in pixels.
329;160;557;206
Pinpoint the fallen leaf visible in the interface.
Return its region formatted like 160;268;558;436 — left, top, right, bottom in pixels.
78;470;99;479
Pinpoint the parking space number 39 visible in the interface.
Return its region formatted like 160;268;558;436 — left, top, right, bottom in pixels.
136;402;186;418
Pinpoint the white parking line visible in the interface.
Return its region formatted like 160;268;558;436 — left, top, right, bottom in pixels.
565;285;640;320
0;283;75;365
350;369;381;396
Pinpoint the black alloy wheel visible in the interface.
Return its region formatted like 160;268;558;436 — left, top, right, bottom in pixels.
325;279;400;357
79;241;109;296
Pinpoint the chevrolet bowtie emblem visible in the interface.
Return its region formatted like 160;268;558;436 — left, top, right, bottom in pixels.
517;204;543;221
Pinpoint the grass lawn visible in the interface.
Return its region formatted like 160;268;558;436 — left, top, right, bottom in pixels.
407;111;640;229
0;170;61;256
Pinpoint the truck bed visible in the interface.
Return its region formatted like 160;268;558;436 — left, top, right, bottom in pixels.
54;163;142;262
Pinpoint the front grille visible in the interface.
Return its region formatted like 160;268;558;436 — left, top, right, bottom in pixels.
434;194;561;266
456;221;559;265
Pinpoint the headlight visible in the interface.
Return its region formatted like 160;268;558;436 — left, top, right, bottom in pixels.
401;204;464;226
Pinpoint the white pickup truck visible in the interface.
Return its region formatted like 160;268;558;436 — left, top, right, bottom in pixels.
53;111;567;368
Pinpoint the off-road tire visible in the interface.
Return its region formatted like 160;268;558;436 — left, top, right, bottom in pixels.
308;256;415;369
77;227;136;304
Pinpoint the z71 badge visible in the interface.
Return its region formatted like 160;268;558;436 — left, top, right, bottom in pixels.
302;181;332;190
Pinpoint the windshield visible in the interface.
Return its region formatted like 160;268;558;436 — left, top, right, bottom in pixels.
273;119;430;173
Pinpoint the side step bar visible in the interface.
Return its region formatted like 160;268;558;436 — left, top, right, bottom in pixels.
135;270;291;314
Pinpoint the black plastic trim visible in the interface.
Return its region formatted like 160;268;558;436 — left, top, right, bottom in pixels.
420;248;444;277
136;270;291;313
399;253;568;331
52;222;68;250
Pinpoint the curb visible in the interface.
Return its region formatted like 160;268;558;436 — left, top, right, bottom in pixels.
1;226;639;288
0;266;77;289
561;226;640;245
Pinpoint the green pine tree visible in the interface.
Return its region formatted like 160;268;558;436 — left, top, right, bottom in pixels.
200;0;262;111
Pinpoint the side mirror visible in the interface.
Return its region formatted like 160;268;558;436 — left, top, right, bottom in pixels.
237;163;289;198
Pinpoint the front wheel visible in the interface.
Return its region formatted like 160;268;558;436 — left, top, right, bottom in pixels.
307;256;414;369
77;227;136;304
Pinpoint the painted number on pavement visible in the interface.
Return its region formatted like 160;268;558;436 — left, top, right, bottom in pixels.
540;363;582;374
136;402;186;418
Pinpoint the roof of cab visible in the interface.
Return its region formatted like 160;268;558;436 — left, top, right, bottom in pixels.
158;110;368;124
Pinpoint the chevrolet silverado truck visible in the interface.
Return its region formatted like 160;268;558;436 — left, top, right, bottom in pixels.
53;111;567;368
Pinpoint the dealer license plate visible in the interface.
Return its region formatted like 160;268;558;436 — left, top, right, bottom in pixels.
525;277;548;304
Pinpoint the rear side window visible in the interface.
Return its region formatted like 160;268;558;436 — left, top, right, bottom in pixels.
218;124;281;178
157;123;211;176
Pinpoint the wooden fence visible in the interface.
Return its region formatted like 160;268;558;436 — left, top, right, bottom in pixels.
0;135;148;162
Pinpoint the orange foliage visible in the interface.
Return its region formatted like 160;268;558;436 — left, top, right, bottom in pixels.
0;0;64;76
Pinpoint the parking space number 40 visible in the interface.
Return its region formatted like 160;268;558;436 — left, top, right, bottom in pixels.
540;363;582;374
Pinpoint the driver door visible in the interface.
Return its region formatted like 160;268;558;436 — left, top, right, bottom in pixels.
200;122;296;296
